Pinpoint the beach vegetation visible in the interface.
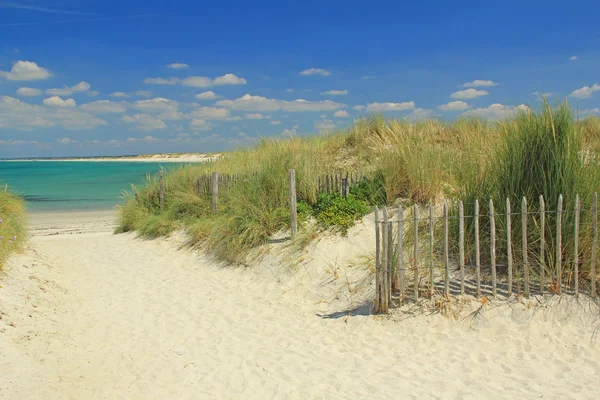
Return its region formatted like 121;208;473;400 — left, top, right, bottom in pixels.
0;186;27;269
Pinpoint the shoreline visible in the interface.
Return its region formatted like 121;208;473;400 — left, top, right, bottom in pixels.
0;153;222;163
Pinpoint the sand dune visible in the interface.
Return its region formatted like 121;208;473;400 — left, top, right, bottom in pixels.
1;212;600;399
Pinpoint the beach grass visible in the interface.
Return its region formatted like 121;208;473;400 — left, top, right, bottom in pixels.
0;186;27;269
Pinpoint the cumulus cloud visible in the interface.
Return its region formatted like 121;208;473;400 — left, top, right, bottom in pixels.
314;119;336;132
533;91;553;98
191;107;231;120
213;73;247;85
462;103;529;120
570;56;578;61
450;89;489;99
143;77;180;85
195;91;220;100
167;63;189;69
570;84;600;99
16;87;42;97
79;100;126;114
269;120;281;125
46;81;92;96
135;90;153;98
110;92;129;98
131;97;183;119
190;118;212;131
180;76;212;87
216;94;344;112
353;105;366;111
0;61;51;81
365;101;415;112
405;108;437;121
438;101;471;111
581;108;600;117
300;68;331;76
122;114;167;131
244;113;264;120
333;110;349;117
321;90;348;96
43;96;76;108
461;80;498;88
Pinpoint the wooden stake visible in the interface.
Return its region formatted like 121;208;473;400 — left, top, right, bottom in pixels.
382;207;389;313
574;194;580;296
288;169;297;239
413;203;419;301
159;170;165;211
557;194;563;294
522;197;529;297
540;195;545;294
459;201;465;295
490;199;497;297
506;198;513;295
374;206;381;312
398;204;405;300
444;200;449;297
592;193;598;298
475;200;481;297
429;200;434;296
211;172;218;214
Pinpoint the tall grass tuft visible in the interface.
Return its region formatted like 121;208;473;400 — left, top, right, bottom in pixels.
0;186;27;269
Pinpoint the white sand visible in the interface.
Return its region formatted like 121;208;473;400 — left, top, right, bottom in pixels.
2;154;221;163
2;212;600;399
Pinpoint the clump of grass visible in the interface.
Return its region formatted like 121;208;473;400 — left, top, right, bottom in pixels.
0;186;27;269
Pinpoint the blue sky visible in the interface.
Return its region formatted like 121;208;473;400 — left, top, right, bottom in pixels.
1;0;599;158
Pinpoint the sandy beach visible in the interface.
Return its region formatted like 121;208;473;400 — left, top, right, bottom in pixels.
2;211;600;399
1;154;222;163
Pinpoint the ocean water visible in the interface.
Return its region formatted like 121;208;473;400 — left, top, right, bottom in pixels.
0;161;187;212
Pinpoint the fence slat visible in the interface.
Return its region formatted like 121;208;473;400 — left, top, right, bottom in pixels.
475;200;481;297
490;199;497;297
540;195;545;294
592;193;598;298
522;197;529;297
288;169;297;239
374;206;381;312
506;198;513;295
459;201;465;295
387;212;393;301
557;194;563;294
398;205;405;300
444;200;449;297
574;194;580;296
382;207;389;313
211;172;219;214
429;200;434;296
413;204;419;301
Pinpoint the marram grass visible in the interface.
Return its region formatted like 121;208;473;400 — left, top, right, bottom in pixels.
0;186;27;269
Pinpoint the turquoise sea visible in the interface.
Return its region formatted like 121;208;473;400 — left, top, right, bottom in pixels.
0;161;187;212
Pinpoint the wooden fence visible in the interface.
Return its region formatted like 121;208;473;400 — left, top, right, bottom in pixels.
374;194;599;313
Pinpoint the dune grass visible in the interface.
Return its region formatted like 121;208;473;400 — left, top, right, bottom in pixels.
0;186;27;269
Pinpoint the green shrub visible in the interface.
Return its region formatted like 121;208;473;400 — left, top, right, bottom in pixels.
314;193;370;234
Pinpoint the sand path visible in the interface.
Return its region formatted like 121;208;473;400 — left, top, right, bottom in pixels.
2;212;600;399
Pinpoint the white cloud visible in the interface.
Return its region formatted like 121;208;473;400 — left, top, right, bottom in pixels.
132;97;181;119
405;108;436;121
438;101;471;111
135;90;152;98
353;105;366;111
110;92;129;98
581;108;600;116
570;56;578;61
191;107;231;120
195;91;220;100
226;116;243;121
167;63;189;69
79;100;126;113
333;110;349;117
315;119;336;132
365;101;415;112
461;80;498;88
0;61;51;81
269;120;281;125
43;96;76;108
285;89;293;93
180;76;213;88
16;87;42;97
570;84;600;99
88;90;99;97
300;68;331;76
57;137;77;144
450;89;489;99
46;81;92;96
533;91;553;98
216;94;345;112
321;90;348;96
244;113;264;120
213;73;247;85
190;118;212;131
144;77;180;85
281;124;300;136
462;103;529;120
122;113;167;131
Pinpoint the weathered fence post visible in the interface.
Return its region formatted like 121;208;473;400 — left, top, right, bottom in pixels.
413;204;419;301
556;194;563;294
381;207;390;313
540;195;545;294
386;207;393;304
490;199;497;297
506;198;513;295
459;200;465;295
429;200;434;296
443;200;449;297
574;194;580;296
211;172;219;214
159;170;165;211
288;169;297;239
374;206;381;312
475;200;481;297
398;204;405;300
592;193;598;298
522;197;529;297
